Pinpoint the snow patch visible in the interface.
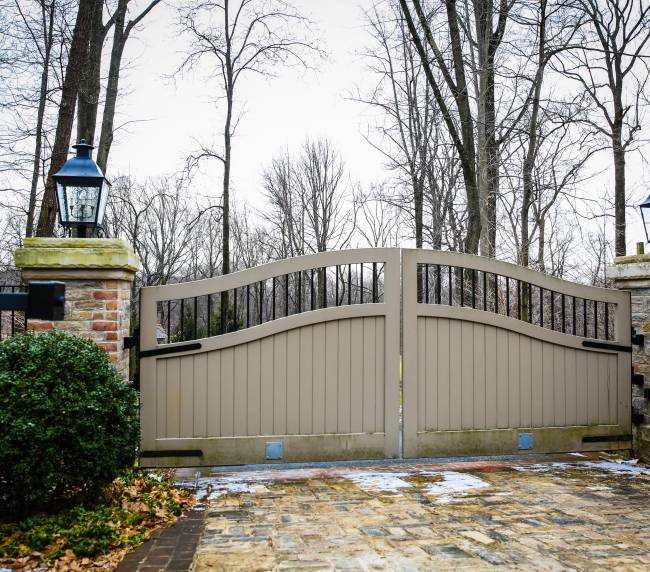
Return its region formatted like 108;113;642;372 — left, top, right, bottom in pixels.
343;471;411;494
421;471;489;504
513;460;650;476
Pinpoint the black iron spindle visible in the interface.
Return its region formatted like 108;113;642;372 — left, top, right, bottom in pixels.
572;296;577;336
448;266;453;305
550;291;555;331
517;280;521;320
348;264;352;306
285;274;289;316
372;262;378;303
233;289;237;332
180;298;185;341
193;296;198;339
472;270;476;308
310;269;315;310
272;277;276;320
594;300;599;339
246;284;250;328
494;275;499;314
259;281;264;324
483;271;488;311
436;265;442;304
540;288;544;328
605;303;610;340
528;283;533;323
460;267;464;307
583;298;587;337
323;267;327;308
167;300;171;341
336;265;340;306
505;277;510;316
425;264;429;304
561;294;566;333
298;272;302;313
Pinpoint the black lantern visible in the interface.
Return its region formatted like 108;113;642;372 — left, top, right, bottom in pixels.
53;140;110;237
640;193;650;243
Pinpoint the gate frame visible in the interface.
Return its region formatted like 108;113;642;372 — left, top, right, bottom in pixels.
139;248;401;466
402;248;632;459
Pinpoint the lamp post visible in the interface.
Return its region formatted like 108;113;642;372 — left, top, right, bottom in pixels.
640;193;650;244
53;140;111;238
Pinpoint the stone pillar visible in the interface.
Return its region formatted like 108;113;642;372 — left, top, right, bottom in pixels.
609;253;650;460
15;238;140;380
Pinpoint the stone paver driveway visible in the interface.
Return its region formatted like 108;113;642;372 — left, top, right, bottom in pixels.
181;453;650;571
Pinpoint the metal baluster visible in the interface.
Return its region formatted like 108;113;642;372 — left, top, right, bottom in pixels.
494;275;499;314
167;300;171;341
594;300;599;339
517;280;521;320
285;274;289;316
360;263;364;304
272;277;276;320
550;291;555;331
583;298;587;337
347;265;352;305
180;298;185;341
336;265;340;306
373;262;378;303
247;284;250;328
11;286;15;336
572;296;577;336
605;303;610;340
259;281;264;324
233;289;238;332
540;288;544;328
310;269;315;310
472;270;476;308
194;296;198;339
483;271;488;311
448;266;453;305
528;283;532;323
505;277;510;316
323;267;327;308
425;264;429;304
460;267;464;307
436;265;441;304
298;272;302;313
561;294;566;333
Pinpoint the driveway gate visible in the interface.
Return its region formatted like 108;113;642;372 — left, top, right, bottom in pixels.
139;248;631;467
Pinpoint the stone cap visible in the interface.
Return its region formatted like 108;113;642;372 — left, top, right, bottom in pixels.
15;238;140;279
608;253;650;285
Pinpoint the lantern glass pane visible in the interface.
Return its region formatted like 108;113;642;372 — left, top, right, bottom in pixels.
643;205;650;242
65;184;101;224
55;182;70;223
96;179;110;227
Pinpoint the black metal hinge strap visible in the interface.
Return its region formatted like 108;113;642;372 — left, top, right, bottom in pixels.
582;340;632;353
582;435;632;443
139;342;202;358
140;450;203;458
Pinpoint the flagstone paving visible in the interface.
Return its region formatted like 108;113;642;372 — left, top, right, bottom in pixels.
181;453;650;571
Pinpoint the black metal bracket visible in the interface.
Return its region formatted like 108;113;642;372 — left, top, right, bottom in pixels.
140;449;203;458
633;372;645;387
633;412;645;425
582;434;633;443
644;387;650;400
582;340;632;352
123;336;137;350
139;342;202;359
0;282;65;320
632;328;645;347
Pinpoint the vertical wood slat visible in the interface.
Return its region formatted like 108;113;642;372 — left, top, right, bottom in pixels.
194;353;207;438
274;332;287;435
207;352;221;436
542;343;554;427
473;323;486;430
484;325;498;429
166;358;180;438
576;351;588;425
508;332;520;429
496;329;509;428
437;318;450;431
312;323;326;434
325;321;338;434
461;321;473;430
375;317;385;432
531;340;543;428
220;348;234;437
299;326;313;435
241;343;255;436
156;359;167;438
337;319;351;433
350;319;364;433
519;336;532;427
286;329;300;434
423;318;435;431
362;317;376;433
260;337;274;435
565;348;577;426
553;346;565;426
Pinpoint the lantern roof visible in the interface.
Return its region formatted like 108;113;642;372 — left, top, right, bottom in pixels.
53;140;107;183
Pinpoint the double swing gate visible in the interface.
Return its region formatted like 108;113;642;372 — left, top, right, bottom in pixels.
139;249;631;467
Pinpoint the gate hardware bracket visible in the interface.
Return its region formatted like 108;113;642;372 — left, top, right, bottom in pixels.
632;413;645;425
644;388;650;400
583;434;632;443
632;328;645;347
140;449;203;458
633;372;645;387
139;342;202;358
582;340;632;352
123;336;137;350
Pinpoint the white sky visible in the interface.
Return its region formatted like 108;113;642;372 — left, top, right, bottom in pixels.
106;0;650;254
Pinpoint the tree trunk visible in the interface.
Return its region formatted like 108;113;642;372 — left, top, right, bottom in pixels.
96;0;128;173
613;121;626;256
35;0;94;237
76;0;103;144
25;0;55;238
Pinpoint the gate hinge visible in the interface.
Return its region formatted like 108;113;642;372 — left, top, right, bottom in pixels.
633;372;645;387
632;328;645;347
123;336;137;350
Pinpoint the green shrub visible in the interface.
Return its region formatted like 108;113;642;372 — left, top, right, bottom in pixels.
0;332;140;518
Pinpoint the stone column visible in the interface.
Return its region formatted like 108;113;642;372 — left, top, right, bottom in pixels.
15;238;140;380
608;253;650;460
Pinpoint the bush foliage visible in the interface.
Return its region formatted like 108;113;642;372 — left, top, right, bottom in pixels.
0;332;140;517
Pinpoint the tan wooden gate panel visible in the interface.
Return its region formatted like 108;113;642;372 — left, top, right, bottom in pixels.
139;249;400;467
403;249;632;458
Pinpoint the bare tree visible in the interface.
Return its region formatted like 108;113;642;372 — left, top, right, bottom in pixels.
178;0;319;324
557;0;650;256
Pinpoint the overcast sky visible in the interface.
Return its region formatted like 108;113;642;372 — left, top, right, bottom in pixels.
106;0;650;253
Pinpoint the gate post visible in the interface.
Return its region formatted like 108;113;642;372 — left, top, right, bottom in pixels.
14;238;140;380
609;251;650;460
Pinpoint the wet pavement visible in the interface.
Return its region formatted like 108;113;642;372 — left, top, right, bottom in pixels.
174;452;650;571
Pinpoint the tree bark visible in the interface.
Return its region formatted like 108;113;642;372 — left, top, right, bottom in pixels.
613;120;626;256
25;0;55;238
35;0;94;237
76;0;103;144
